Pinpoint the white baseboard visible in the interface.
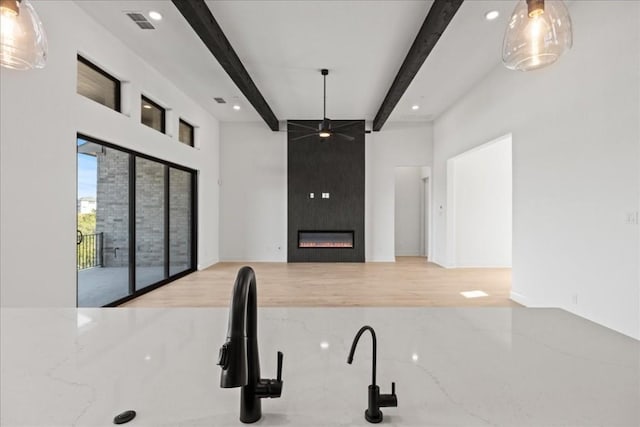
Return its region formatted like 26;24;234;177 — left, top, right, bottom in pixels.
510;291;532;307
197;258;218;271
428;259;449;268
455;264;512;268
219;257;287;263
365;258;396;262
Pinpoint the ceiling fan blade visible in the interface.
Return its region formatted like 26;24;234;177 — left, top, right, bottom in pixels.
290;133;316;142
287;122;319;132
329;121;361;132
335;133;355;142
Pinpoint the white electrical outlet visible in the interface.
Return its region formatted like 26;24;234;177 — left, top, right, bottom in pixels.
626;211;639;225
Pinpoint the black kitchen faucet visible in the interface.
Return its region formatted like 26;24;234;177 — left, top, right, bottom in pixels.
217;266;284;423
347;325;398;423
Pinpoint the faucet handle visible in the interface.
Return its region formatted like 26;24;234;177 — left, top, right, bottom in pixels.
256;351;284;399
379;382;398;408
277;351;283;382
217;342;230;369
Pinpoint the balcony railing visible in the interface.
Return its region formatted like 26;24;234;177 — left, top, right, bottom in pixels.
77;232;104;270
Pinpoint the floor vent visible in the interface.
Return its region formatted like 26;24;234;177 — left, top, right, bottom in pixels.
126;12;155;30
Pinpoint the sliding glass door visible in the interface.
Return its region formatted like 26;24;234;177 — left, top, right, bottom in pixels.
135;157;166;289
169;168;192;276
77;139;131;306
76;135;196;307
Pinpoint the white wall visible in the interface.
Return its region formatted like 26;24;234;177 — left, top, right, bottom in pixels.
432;1;639;338
366;122;433;261
394;167;424;256
0;1;220;307
219;122;287;261
449;135;512;267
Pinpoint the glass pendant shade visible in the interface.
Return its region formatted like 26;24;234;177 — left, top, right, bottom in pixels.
502;0;572;72
0;0;48;70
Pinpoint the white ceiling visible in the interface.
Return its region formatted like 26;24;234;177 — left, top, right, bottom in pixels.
75;0;518;126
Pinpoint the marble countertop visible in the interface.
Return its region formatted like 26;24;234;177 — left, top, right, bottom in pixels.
1;307;638;426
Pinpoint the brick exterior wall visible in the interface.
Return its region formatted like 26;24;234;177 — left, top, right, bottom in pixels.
96;148;129;268
169;168;191;271
95;150;192;272
135;157;165;267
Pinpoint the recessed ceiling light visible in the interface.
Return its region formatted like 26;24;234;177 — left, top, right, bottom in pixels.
320;341;329;350
411;105;420;110
143;104;152;109
484;10;499;21
233;105;241;111
148;11;163;21
460;290;489;298
411;353;419;362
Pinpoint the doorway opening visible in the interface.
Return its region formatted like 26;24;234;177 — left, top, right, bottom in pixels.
446;134;512;268
394;166;431;260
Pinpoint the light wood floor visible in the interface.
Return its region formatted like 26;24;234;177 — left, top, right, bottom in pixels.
122;257;517;308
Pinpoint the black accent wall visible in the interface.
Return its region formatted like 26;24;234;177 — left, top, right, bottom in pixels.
287;120;365;262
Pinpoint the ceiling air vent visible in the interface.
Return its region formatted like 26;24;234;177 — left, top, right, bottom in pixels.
126;12;155;30
214;97;226;104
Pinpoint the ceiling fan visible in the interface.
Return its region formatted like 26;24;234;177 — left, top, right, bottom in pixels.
288;69;361;142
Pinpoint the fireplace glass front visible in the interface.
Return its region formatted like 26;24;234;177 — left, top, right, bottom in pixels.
298;231;354;248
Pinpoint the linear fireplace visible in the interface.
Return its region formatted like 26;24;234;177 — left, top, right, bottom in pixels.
288;119;364;262
298;231;354;248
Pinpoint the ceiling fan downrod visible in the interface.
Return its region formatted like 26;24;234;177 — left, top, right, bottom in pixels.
321;68;328;120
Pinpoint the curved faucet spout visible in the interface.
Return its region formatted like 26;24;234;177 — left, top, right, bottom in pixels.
219;266;259;389
347;325;377;386
227;266;258;338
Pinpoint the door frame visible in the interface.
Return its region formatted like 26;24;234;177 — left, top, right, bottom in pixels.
76;133;198;307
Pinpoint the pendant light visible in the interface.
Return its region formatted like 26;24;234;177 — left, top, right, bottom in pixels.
502;0;572;72
0;0;48;70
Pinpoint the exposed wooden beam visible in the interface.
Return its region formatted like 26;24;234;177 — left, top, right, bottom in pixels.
172;0;280;131
372;0;464;131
